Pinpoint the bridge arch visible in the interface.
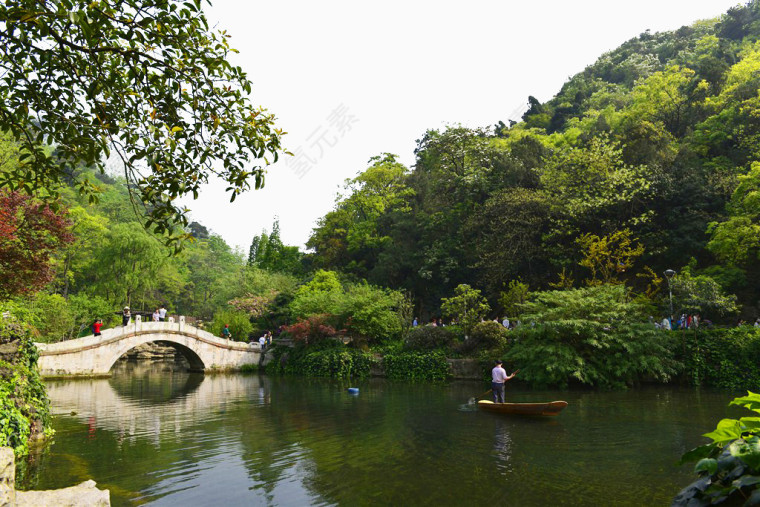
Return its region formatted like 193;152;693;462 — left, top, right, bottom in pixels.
105;335;207;373
36;321;261;377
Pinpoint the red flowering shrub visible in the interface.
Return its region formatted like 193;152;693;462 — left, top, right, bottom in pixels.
0;190;74;299
281;314;344;345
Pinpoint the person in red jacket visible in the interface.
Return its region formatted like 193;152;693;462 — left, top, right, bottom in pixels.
92;319;103;337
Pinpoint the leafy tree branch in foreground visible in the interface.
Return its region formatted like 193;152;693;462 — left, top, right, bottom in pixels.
0;0;286;250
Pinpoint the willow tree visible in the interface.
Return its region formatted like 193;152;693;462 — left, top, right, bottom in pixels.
0;0;286;250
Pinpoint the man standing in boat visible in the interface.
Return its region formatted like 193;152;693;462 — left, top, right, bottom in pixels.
492;360;518;403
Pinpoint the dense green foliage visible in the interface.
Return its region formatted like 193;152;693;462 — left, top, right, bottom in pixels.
504;285;681;388
0;318;51;456
0;160;302;342
676;391;760;505
682;326;760;389
210;309;254;343
404;326;457;352
267;342;373;379
307;1;760;323
287;270;406;343
463;321;507;353
383;351;451;381
440;284;490;337
248;219;304;276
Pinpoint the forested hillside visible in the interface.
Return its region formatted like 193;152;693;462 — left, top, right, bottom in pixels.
308;1;760;321
0;154;302;342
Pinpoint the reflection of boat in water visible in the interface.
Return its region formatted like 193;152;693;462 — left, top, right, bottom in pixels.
477;400;568;416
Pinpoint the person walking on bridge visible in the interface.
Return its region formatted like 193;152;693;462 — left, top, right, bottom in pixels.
121;307;131;326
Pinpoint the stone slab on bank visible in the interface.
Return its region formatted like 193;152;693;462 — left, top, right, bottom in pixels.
1;447;110;506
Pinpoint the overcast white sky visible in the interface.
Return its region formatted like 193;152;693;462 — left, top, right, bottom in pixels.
183;0;742;252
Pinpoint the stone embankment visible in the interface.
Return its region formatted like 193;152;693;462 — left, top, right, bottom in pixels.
446;358;483;379
0;447;109;506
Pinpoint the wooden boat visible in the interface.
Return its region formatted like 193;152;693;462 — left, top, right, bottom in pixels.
477;399;568;416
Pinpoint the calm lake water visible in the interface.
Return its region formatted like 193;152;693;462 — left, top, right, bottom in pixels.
19;364;745;506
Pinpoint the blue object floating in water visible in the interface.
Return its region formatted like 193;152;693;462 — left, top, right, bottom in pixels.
347;387;359;395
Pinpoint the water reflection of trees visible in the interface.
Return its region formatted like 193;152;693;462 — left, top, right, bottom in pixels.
37;377;732;505
237;380;522;506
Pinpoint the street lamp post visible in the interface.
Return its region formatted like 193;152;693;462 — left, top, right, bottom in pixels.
664;269;676;322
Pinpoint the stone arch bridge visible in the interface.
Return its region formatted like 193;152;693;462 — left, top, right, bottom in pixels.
36;318;261;377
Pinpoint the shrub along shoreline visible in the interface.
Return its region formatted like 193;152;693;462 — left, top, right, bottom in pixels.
264;324;760;390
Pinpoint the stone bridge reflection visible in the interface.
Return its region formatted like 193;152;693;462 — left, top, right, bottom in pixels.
45;365;270;439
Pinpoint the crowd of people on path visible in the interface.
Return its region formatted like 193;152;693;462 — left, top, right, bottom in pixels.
91;304;281;349
657;313;706;331
89;305;172;338
116;305;168;327
656;314;760;330
92;305;760;345
259;331;272;350
219;325;273;351
412;316;519;329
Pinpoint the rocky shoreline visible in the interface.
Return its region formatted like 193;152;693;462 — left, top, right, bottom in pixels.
1;447;110;506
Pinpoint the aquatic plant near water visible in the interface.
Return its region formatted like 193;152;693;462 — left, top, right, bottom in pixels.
675;391;760;505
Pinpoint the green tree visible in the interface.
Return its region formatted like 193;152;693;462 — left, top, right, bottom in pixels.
342;283;404;342
577;229;645;286
440;284;490;338
250;219;303;275
499;279;530;319
86;222;166;307
288;270;404;342
707;161;760;265
247;235;261;267
181;234;242;317
55;204;110;297
624;65;704;136
670;271;739;316
27;293;75;343
289;270;344;318
308;154;412;276
466;188;551;294
0;0;285;249
210;309;253;343
542;136;657;240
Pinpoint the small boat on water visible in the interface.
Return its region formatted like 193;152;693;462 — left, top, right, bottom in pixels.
477;399;568;416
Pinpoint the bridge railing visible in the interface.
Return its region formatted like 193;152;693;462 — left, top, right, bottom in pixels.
37;319;262;354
